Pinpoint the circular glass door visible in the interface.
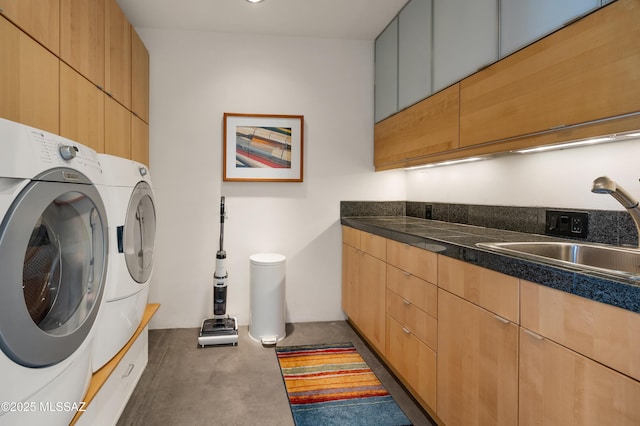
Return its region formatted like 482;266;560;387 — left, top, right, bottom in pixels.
0;177;107;367
124;181;156;284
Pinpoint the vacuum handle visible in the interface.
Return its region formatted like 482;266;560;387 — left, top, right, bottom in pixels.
219;196;225;252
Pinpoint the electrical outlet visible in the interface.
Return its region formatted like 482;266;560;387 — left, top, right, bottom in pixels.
425;204;433;220
546;210;588;238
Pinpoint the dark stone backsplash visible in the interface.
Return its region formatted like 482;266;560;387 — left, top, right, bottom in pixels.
341;201;637;247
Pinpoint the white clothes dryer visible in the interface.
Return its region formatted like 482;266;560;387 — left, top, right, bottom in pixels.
92;154;156;371
0;118;108;425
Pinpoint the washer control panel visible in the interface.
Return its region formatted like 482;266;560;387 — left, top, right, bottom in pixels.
27;128;102;175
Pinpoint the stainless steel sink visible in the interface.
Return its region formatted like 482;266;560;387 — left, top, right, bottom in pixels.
476;241;640;279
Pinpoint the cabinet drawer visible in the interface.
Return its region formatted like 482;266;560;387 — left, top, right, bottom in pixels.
386;289;437;352
361;231;386;261
521;280;640;381
438;256;519;323
77;327;148;425
387;264;437;318
386;239;437;284
342;226;360;248
386;315;437;410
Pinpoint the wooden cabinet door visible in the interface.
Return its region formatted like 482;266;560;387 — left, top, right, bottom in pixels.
0;0;60;54
105;95;131;158
519;327;640;426
60;62;105;153
358;252;386;355
374;83;459;170
105;0;131;108
341;227;386;355
131;114;149;166
0;16;59;133
437;289;519;426
131;27;149;123
460;0;640;148
60;0;105;88
341;243;360;322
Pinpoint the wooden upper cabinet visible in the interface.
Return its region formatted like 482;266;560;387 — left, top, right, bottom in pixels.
374;84;459;170
60;0;105;89
105;0;131;108
459;0;640;148
105;95;131;158
0;15;59;133
131;27;149;123
60;62;105;153
0;0;60;55
131;114;149;166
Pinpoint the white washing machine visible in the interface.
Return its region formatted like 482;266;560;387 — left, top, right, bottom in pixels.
92;154;156;372
0;118;108;425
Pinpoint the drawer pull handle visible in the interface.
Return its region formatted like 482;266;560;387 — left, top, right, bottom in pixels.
402;327;411;335
494;315;510;324
402;299;411;306
403;271;411;278
524;329;545;341
122;363;135;378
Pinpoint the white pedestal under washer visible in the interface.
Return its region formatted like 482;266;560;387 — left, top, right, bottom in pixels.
92;154;156;372
0;118;109;425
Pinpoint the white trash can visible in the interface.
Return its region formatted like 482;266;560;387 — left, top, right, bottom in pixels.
248;253;286;345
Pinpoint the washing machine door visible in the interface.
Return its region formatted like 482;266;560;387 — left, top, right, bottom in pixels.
0;169;107;367
123;181;156;284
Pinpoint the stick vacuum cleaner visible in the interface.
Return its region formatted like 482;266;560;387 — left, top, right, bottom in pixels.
198;196;239;347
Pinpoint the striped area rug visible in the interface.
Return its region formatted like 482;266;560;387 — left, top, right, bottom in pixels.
276;342;412;426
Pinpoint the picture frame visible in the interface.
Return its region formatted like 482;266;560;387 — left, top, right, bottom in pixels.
223;113;304;182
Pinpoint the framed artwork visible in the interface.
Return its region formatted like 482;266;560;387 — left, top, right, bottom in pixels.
223;113;304;182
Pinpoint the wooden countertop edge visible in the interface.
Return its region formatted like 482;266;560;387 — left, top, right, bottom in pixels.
70;303;160;425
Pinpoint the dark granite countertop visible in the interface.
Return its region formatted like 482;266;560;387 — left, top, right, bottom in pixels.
341;216;640;314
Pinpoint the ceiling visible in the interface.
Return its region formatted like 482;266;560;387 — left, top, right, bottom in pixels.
116;0;409;40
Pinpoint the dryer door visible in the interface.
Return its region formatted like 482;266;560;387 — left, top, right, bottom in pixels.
123;181;156;283
0;176;107;367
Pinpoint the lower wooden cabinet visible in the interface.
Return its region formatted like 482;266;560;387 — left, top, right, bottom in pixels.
437;288;519;426
342;226;640;425
386;315;437;409
341;228;386;355
519;326;640;426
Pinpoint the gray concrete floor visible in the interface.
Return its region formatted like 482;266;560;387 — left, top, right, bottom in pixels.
117;321;435;426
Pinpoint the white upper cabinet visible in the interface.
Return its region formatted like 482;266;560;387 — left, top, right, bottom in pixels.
398;0;432;111
374;17;398;123
433;0;498;93
500;0;600;57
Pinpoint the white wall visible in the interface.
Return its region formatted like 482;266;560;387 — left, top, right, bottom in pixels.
406;138;640;210
140;29;406;329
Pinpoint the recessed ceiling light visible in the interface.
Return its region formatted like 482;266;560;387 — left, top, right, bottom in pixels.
246;0;264;3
